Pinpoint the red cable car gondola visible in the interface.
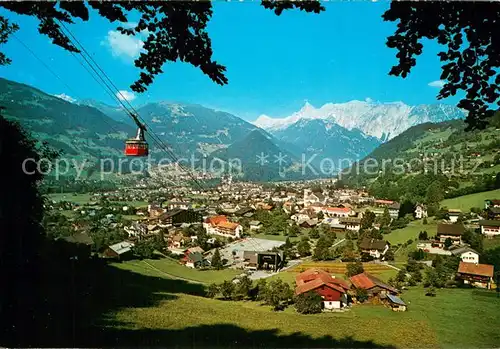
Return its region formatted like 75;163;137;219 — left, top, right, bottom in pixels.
124;125;149;157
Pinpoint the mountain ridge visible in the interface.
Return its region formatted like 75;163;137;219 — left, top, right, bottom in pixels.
253;100;465;141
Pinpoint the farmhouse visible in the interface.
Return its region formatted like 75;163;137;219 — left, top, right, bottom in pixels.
295;268;350;310
448;209;462;223
359;238;389;259
339;217;361;232
102;241;135;260
479;220;500;237
450;246;480;264
436;223;465;246
457;262;495;289
181;251;207;269
349;272;398;299
388;202;401;219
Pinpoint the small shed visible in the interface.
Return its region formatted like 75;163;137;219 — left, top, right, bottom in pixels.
386;294;407;312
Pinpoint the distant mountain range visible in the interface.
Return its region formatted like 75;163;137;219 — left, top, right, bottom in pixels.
0;77;466;182
254;100;465;141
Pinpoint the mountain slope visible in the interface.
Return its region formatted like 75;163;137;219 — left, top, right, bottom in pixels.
211;130;317;181
271;118;381;169
0;78;135;163
254;100;465;141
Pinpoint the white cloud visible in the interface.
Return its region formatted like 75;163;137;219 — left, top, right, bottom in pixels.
428;80;445;88
116;90;136;102
365;97;373;103
54;93;76;103
101;30;144;60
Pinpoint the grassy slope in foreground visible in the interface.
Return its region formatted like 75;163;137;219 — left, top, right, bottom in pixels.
440;189;500;211
107;260;500;348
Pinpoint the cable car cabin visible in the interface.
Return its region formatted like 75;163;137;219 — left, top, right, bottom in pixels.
124;139;148;156
124;128;148;156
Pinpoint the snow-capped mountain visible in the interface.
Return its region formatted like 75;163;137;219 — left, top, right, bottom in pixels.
254;100;465;141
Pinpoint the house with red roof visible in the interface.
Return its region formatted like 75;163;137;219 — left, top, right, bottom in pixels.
457;261;495;289
203;215;243;238
349;272;398;299
295;268;350;310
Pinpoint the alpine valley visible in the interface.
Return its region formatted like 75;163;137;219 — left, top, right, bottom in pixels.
1;77;465;181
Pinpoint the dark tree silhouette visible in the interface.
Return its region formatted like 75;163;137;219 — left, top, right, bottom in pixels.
0;1;324;92
0;109;59;344
383;2;500;129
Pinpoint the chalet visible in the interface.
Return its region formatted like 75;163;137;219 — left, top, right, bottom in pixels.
124;222;148;238
157;209;202;226
339;217;361;232
415;204;428;219
388;202;401;219
299;219;318;228
448;209;462;223
479;220;500;237
182;251;206;269
450;246;480;264
386;294;407;312
358;238;389;259
102;241;135;260
457;262;494;289
349;272;398;298
249;221;263;230
436;223;465;245
295;268;350;310
203;215;243;238
304;189;327;206
168;233;190;249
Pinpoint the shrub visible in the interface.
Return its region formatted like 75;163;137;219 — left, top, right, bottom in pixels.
294;292;323;314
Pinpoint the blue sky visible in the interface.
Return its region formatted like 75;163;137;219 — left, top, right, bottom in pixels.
0;2;460;121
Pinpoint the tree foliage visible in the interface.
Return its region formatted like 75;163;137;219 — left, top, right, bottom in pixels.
294;292;323;314
211;248;223;270
383;2;500;129
345;261;364;277
0;1;323;93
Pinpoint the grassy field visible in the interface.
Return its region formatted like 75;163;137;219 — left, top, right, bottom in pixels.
441;189;500;212
385;219;437;245
116;258;240;284
271;268;398;284
47;193;148;208
104;261;500;348
484;237;500;251
48;192;95;205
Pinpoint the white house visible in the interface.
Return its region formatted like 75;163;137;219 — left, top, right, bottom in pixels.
450;246;480;264
448;209;462;223
415;204;428;219
359;238;389;259
479;220;500;237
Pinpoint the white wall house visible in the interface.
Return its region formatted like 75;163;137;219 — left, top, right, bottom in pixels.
460;250;480;264
480;220;500;237
415;205;428;219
